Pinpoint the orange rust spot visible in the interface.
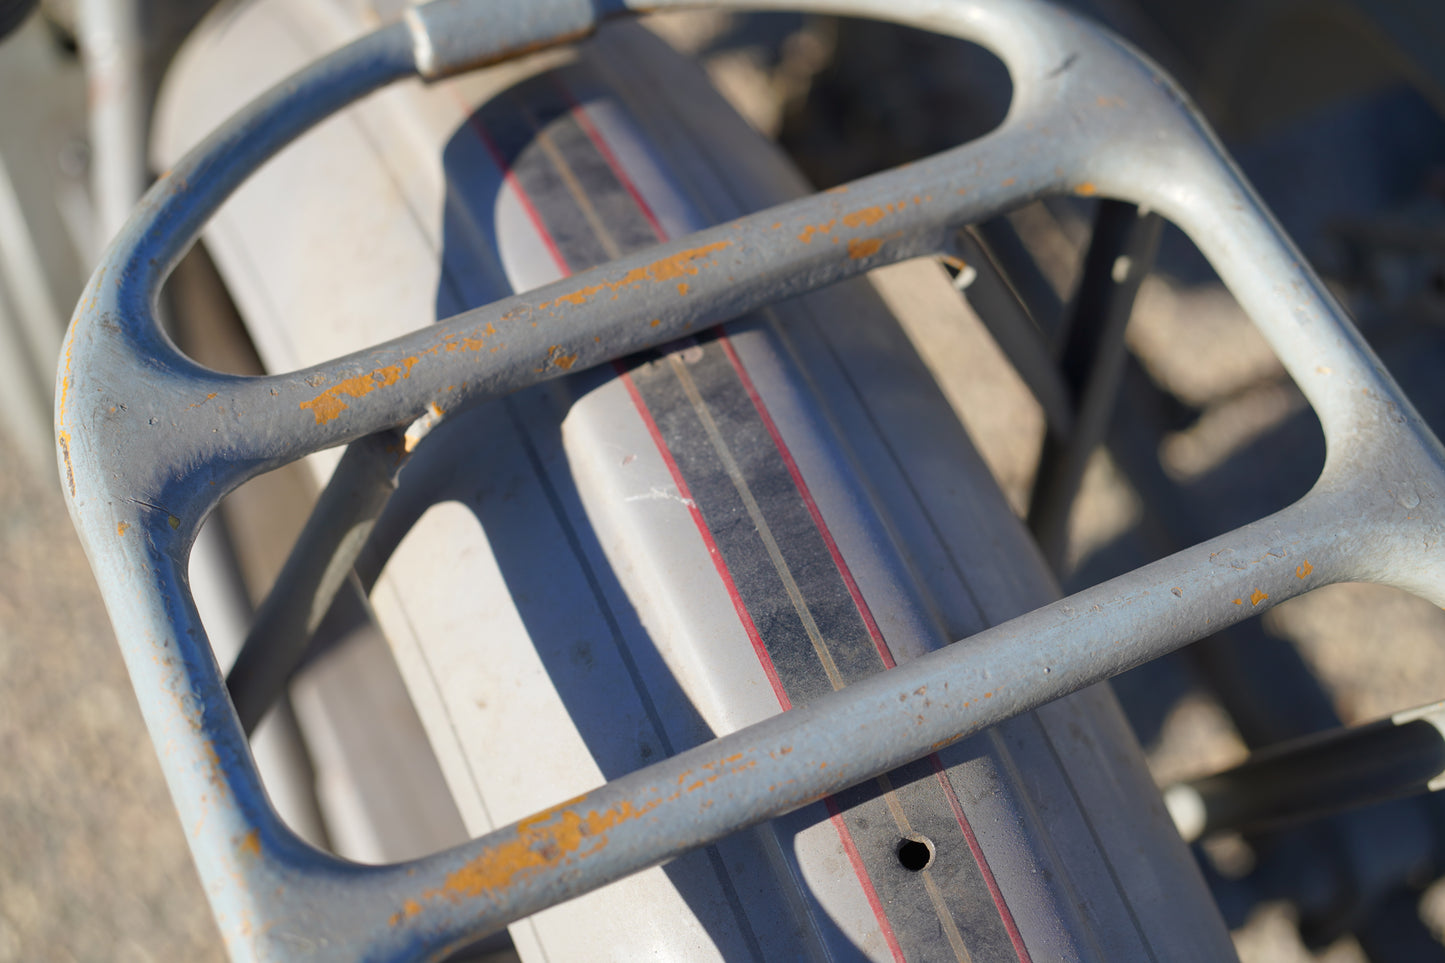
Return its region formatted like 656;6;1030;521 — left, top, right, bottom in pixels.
842;206;889;229
825;184;849;194
188;393;218;409
397;796;660;919
544;345;579;370
1000;177;1017;188
1250;589;1269;606
676;282;689;296
1296;560;1313;579
984;691;993;699
390;899;423;926
239;830;260;857
1233;598;1244;605
770;221;782;229
1075;182;1098;196
300;357;420;424
541;241;732;308
848;237;882;259
650;319;661;327
441;323;498;353
116;522;129;537
797;220;837;244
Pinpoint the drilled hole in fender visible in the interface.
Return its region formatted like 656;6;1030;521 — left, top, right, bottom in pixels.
896;835;935;872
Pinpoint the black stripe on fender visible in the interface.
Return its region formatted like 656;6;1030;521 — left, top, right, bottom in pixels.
471;65;1029;962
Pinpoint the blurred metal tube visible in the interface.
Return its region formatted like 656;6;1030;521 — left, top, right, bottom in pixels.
1166;701;1445;842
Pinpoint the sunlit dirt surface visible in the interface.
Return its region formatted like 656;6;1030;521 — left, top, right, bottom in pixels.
0;448;223;962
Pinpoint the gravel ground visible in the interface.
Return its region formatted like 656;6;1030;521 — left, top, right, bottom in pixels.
0;450;223;962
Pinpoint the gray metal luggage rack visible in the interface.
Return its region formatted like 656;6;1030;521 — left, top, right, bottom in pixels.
55;0;1445;959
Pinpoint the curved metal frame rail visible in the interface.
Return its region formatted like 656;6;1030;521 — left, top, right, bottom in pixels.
55;0;1445;959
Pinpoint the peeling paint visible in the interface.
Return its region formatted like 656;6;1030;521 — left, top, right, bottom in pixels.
539;241;732;309
540;345;579;371
395;794;663;920
797;220;836;244
441;323;498;353
842;206;888;229
300;357;420;425
848;238;882;259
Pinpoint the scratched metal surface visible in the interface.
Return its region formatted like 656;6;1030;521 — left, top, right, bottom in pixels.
50;0;1445;960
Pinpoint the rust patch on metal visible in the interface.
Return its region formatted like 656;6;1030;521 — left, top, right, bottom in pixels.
1075;182;1098;196
1295;560;1313;579
539;241;732;309
536;345;579;373
300;357;421;425
441;323;498;353
1250;589;1269;605
392;750;764;921
842;207;888;229
797;220;837;244
848;237;882;259
676;282;689;296
826;184;849;194
396;794;662;920
188;393;218;409
682;753;755;793
116;522;129;537
239;830;260;857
